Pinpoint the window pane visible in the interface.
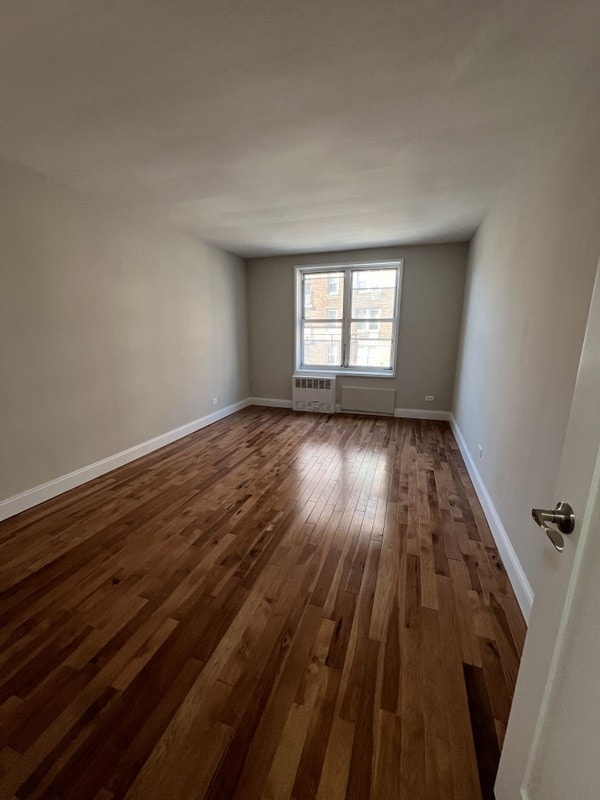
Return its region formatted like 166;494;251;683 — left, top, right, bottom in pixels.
351;269;397;319
303;272;344;319
302;321;342;366
349;322;393;369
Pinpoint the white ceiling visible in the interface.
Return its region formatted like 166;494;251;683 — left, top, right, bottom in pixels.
0;1;597;257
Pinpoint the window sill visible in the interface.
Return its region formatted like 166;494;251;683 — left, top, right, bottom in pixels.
295;368;396;379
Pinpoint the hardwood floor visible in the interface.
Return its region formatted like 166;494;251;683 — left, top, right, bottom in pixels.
0;407;526;800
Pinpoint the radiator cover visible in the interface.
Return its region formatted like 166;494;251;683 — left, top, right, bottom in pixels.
341;386;396;415
292;375;336;413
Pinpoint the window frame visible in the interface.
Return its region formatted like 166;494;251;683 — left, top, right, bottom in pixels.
295;261;403;377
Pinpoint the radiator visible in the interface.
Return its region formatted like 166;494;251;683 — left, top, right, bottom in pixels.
341;386;396;415
292;374;336;413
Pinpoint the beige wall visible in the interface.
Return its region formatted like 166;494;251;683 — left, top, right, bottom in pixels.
0;159;249;501
453;104;600;594
246;244;468;410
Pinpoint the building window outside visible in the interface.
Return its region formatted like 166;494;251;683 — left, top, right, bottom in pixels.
327;275;340;295
304;281;314;308
296;262;402;376
326;307;338;332
355;308;381;333
355;308;368;331
369;308;381;332
326;341;340;366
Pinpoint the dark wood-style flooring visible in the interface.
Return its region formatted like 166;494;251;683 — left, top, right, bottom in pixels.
0;407;526;800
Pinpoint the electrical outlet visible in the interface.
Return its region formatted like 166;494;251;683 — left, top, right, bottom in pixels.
478;444;484;458
212;397;218;405
425;395;434;402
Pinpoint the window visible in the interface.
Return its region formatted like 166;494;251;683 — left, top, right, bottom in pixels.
354;307;381;333
327;275;340;295
304;281;314;308
368;309;381;332
326;307;339;332
295;262;402;375
355;307;368;331
326;341;340;365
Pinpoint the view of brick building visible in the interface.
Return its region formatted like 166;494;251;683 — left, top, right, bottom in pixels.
302;269;397;368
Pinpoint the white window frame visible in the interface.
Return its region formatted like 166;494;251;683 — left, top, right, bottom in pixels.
295;261;403;377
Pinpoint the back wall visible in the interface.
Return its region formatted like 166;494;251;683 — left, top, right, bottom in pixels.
246;244;468;413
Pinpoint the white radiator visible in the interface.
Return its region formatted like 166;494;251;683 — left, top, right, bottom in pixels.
341;386;396;415
292;374;336;413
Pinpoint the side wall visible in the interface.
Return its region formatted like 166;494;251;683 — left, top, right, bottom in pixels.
453;105;600;599
246;244;468;413
0;159;249;504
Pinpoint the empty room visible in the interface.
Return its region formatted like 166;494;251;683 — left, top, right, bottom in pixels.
1;2;599;799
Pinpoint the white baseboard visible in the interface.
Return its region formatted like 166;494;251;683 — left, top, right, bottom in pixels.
394;408;451;421
0;398;251;523
450;414;534;621
247;397;293;409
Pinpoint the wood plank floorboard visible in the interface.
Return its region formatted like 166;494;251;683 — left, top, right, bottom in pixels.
0;407;526;799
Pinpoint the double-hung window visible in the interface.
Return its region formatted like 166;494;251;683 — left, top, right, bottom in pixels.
295;261;402;376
